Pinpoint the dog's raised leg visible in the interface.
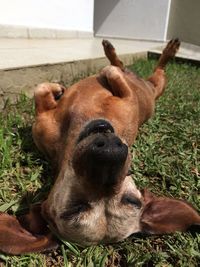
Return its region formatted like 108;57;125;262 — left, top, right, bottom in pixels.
148;38;180;99
101;40;132;98
102;40;124;71
99;65;133;98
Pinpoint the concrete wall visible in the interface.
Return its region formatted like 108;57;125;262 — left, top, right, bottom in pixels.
167;0;200;46
0;0;94;32
94;0;171;41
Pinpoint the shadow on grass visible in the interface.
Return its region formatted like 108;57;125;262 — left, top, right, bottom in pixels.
16;126;54;215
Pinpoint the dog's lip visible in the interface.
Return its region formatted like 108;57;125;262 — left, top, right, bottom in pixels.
77;119;114;143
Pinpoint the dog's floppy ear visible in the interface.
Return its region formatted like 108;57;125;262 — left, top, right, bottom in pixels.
140;189;200;235
18;204;49;235
0;212;58;255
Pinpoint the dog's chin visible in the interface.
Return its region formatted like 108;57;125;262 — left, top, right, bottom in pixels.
72;131;129;192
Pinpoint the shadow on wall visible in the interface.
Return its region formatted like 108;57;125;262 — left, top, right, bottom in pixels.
93;0;120;33
93;0;170;41
167;0;200;46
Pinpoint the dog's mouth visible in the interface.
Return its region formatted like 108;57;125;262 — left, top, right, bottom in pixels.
77;119;114;143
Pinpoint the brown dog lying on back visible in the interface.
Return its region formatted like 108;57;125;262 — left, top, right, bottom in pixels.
0;39;200;255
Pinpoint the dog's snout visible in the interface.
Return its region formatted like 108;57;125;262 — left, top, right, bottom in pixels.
86;134;128;186
94;138;106;148
93;135;125;157
73;132;128;190
73;120;129;190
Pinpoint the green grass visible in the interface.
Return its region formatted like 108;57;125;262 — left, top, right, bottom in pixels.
0;60;200;266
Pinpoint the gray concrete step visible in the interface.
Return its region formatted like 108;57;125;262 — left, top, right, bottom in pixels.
1;38;199;109
0;37;163;108
0;38;162;70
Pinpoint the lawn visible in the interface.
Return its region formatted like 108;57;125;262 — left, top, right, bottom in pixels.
0;59;200;266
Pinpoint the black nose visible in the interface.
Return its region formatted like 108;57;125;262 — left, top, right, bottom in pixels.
78;119;114;143
92;135;126;162
85;134;128;186
73;120;128;188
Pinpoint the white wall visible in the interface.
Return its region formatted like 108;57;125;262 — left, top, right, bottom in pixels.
0;0;94;32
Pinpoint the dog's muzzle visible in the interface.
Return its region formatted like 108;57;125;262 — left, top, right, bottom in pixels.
73;120;128;190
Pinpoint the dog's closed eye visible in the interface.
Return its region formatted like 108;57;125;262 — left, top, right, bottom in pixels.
121;194;142;209
60;202;91;220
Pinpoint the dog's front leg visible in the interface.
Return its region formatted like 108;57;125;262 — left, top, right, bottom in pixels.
99;65;133;99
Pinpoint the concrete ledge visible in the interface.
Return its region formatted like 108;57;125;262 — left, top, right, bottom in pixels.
0;25;28;38
0;24;93;39
0;52;146;109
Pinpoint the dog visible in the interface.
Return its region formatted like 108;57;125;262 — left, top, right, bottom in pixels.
0;39;200;255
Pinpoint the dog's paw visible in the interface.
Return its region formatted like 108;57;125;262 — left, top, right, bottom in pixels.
35;83;65;101
102;39;114;50
100;65;122;81
34;83;66;113
157;38;181;69
163;38;180;58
